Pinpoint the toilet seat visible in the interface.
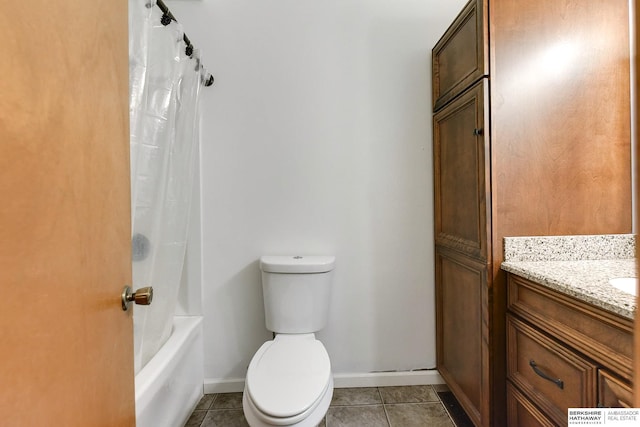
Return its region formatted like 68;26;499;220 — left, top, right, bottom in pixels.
245;334;331;423
243;378;332;426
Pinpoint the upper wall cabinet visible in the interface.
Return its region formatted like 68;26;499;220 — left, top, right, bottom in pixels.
432;0;488;111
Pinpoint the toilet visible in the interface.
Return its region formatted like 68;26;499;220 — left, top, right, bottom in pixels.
242;255;336;427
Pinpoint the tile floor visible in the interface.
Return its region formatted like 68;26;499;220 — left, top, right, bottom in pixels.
185;384;474;427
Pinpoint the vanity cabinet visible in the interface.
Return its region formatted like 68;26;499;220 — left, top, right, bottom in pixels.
507;315;597;426
432;0;631;425
598;371;633;409
506;273;633;426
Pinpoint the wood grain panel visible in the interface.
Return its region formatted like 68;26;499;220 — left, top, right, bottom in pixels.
507;315;598;426
507;382;556;427
434;81;490;260
633;0;640;409
508;275;633;381
490;0;632;251
435;247;488;426
599;370;633;408
434;0;633;423
0;1;134;425
432;0;488;110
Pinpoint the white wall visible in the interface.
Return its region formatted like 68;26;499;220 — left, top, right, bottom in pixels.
168;0;468;387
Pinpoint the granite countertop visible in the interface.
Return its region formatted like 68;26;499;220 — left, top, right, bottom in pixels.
501;234;637;320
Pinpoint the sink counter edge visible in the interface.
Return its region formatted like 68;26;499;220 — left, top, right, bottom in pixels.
501;259;636;320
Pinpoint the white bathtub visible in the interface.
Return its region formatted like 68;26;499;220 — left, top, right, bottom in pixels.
135;316;204;427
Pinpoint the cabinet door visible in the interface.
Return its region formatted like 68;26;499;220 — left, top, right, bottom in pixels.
434;80;490;260
435;247;489;427
598;370;632;408
432;0;488;110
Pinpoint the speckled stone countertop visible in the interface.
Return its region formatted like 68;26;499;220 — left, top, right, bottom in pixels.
501;234;637;319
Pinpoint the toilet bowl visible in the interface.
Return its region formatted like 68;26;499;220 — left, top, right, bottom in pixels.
242;255;336;427
243;334;333;427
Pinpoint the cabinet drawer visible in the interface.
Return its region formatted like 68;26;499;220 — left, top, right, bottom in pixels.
432;0;487;110
507;274;633;381
599;370;632;408
507;382;555;427
507;315;597;426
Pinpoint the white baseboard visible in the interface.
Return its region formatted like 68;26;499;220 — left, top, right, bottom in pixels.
333;370;444;388
204;378;245;394
204;370;443;394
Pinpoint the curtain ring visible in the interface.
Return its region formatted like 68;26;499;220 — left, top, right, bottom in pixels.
161;13;172;26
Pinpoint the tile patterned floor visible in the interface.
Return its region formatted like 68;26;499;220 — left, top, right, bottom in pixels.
185;385;473;427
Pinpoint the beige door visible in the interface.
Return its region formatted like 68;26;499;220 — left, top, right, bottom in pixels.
635;0;640;408
0;1;135;425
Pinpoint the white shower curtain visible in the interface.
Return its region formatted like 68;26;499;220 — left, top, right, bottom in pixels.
128;0;203;373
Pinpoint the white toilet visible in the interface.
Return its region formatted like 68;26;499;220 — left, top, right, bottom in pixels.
242;255;336;427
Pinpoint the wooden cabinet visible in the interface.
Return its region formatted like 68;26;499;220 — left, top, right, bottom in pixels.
506;273;633;426
507;315;597;425
599;370;633;409
434;80;489;259
432;0;631;425
435;248;488;423
507;382;556;427
432;0;487;111
507;274;634;381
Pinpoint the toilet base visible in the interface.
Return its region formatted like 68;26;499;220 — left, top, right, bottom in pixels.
242;377;333;427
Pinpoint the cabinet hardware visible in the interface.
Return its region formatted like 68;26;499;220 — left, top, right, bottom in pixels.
121;286;154;311
473;128;483;136
529;360;564;389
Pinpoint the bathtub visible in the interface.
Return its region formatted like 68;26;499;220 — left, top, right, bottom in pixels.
135;316;204;427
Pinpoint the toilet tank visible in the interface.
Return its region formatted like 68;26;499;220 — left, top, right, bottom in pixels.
260;255;335;334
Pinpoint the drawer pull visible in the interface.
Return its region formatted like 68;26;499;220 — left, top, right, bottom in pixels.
529;360;564;389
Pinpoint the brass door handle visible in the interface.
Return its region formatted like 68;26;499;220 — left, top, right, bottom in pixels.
121;286;154;311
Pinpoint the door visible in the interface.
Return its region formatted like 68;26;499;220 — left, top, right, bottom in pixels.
435;247;488;427
635;0;640;410
433;79;490;260
0;1;135;426
433;79;491;426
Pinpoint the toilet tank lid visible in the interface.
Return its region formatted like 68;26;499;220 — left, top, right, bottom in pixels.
260;256;336;273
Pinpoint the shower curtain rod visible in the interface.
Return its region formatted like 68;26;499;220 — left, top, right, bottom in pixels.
153;0;214;87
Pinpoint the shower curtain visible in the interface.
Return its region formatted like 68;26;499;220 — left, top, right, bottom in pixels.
129;0;203;373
